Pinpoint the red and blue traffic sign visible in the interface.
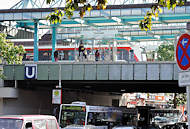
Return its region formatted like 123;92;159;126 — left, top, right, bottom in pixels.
176;33;190;70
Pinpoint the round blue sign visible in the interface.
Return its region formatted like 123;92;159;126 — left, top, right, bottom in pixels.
176;33;190;70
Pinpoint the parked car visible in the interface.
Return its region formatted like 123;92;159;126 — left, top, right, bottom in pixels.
0;115;59;129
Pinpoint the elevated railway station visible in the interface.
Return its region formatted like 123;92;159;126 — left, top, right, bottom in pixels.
0;0;189;116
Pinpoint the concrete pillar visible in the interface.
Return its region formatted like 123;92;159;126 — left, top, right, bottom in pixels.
51;25;57;62
33;20;39;62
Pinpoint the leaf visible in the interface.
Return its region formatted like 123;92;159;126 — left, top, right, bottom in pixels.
158;7;163;13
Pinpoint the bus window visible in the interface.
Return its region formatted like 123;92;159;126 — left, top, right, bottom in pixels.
60;108;86;128
87;112;123;127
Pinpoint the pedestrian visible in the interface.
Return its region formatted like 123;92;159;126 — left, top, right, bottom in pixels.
79;42;85;57
95;50;100;61
83;49;87;59
101;50;105;61
54;50;59;62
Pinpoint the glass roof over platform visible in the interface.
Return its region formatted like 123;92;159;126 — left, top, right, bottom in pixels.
1;4;189;42
1;0;190;61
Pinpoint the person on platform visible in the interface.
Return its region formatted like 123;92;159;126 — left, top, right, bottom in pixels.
54;50;59;62
95;50;100;61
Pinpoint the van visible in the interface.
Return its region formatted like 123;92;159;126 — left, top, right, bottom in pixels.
0;115;59;129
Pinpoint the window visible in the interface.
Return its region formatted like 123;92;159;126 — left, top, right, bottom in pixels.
47;119;58;129
33;120;47;129
0;119;23;129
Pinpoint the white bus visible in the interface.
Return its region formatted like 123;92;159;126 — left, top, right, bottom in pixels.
58;102;131;129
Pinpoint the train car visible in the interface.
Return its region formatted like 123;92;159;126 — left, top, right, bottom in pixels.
23;47;138;62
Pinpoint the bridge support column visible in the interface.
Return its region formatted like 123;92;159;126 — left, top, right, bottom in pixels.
186;86;190;129
34;20;39;62
51;25;57;62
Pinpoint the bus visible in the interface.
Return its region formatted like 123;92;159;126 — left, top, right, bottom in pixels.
58;102;135;129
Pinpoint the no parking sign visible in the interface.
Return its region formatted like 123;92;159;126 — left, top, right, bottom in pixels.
176;33;190;86
176;33;190;70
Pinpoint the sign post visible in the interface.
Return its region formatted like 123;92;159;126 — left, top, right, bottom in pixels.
176;33;190;129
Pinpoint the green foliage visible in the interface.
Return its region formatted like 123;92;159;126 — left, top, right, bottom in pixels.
168;93;187;107
0;33;25;79
139;0;187;31
175;93;186;106
46;0;106;24
46;0;186;30
157;44;174;61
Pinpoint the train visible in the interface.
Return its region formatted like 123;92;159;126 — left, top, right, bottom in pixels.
23;47;138;61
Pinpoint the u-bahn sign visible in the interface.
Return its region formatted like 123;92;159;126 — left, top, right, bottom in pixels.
176;33;190;71
24;64;37;79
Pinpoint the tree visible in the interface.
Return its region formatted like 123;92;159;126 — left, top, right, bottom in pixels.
46;0;187;31
168;93;186;108
0;33;25;79
157;44;174;61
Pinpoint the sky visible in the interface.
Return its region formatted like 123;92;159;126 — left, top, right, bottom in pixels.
0;0;21;9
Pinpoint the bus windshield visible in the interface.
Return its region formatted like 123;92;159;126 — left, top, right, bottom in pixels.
60;105;86;128
0;118;23;129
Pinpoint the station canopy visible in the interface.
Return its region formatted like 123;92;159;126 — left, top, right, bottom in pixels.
1;0;190;50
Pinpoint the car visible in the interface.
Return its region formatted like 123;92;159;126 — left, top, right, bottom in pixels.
0;115;59;129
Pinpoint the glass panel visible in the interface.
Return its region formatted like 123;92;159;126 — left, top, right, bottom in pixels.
42;12;51;19
121;9;131;16
142;8;151;15
0;118;23;129
163;7;174;14
175;6;185;14
111;9;121;16
131;8;141;15
60;106;86;128
0;14;4;20
32;12;42;19
56;34;62;40
84;11;90;17
73;11;80;17
47;119;57;129
4;13;13;20
91;10;101;17
185;6;190;14
23;12;32;20
101;10;111;17
33;120;47;129
14;13;22;20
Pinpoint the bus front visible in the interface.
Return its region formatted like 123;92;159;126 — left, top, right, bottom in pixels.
59;104;87;128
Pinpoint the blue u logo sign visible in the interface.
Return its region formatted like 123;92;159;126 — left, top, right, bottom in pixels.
25;64;37;79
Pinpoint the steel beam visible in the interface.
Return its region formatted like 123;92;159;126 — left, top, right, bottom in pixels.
51;25;57;62
34;20;39;62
